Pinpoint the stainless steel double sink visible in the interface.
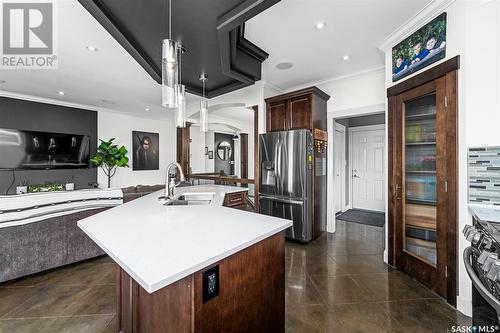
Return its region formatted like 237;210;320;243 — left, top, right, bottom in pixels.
158;193;215;206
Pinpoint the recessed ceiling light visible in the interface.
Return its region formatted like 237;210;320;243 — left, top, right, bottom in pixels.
145;107;150;111
315;21;326;29
101;99;115;105
57;91;65;96
343;54;350;61
86;46;98;52
275;62;294;70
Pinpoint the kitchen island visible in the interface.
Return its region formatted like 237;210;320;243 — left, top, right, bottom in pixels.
78;185;292;333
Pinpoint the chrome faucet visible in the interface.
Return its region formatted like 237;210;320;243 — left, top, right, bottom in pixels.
164;162;186;199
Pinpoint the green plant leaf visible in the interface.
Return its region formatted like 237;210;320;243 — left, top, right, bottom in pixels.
89;138;129;184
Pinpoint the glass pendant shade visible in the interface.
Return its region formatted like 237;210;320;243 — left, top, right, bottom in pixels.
161;39;178;108
200;99;208;132
175;84;186;128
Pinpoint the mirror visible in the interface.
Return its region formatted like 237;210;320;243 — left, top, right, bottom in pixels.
217;141;232;160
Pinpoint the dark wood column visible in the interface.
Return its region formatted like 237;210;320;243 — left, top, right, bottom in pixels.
253;106;259;210
240;133;248;186
176;123;191;174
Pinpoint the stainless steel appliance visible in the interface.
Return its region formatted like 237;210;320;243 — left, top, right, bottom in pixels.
463;220;500;328
259;129;326;243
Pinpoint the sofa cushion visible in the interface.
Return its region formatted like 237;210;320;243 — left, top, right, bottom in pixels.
123;193;143;203
136;185;163;194
121;186;137;194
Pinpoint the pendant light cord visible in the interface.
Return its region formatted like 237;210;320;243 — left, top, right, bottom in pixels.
179;47;182;83
202;78;206;99
168;0;172;40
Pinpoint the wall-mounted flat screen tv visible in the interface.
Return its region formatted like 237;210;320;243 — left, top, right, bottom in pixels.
0;128;90;170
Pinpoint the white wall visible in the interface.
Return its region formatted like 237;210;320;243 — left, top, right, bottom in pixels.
97;111;176;188
379;0;500;316
205;130;215;172
188;110;256;178
187;82;271;134
189;128;206;174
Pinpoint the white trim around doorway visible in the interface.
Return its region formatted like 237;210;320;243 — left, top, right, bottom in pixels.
334;122;347;213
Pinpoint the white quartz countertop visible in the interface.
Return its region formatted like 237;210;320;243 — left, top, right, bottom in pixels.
469;204;500;224
78;185;292;293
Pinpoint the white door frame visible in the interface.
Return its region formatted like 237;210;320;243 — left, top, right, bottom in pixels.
348;124;386;211
334;122;347;213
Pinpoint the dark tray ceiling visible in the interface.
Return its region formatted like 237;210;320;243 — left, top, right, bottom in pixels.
78;0;280;98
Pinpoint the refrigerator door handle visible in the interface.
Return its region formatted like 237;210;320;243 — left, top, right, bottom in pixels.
259;195;304;205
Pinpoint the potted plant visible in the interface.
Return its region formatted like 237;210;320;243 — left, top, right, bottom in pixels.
90;138;129;188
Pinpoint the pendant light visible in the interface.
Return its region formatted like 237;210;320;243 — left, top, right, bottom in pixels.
175;45;186;128
161;0;178;108
199;74;208;132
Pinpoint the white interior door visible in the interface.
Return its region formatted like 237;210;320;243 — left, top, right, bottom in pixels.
334;129;343;213
351;127;385;212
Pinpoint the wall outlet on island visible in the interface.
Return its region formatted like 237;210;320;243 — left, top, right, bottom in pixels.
65;183;75;191
202;265;220;303
16;186;28;195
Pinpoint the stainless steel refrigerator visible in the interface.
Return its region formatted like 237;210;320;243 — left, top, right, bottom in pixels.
259;129;327;243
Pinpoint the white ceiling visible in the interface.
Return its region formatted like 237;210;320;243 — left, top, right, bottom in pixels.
245;0;433;90
0;0;432;122
211;107;254;123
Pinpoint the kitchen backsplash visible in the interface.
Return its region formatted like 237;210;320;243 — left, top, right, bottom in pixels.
468;146;500;205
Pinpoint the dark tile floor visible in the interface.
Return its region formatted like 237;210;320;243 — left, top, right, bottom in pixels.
284;220;470;333
0;220;469;332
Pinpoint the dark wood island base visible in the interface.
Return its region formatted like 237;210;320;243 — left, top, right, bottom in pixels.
116;232;285;333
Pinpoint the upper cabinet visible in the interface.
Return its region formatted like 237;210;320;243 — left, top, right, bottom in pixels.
265;87;330;132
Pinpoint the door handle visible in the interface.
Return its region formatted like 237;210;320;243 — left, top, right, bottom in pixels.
395;184;401;200
353;174;360;178
259;195;304;205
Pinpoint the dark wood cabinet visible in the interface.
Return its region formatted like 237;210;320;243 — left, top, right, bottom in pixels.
117;232;285;333
265;86;329;132
289;95;311;130
223;191;247;210
388;56;459;306
267;100;288;132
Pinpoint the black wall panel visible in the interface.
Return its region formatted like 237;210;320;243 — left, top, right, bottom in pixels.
0;97;97;194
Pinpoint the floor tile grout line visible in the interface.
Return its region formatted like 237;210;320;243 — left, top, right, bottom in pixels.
303;270;329;307
99;315;116;333
2;283;96;320
0;288;42;320
0;314;116;321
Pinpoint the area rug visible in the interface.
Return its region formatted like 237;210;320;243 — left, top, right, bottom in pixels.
336;209;385;227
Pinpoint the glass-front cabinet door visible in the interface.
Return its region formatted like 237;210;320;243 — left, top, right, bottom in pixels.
391;74;453;300
403;93;438;267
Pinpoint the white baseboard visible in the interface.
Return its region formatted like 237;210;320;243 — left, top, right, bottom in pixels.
327;218;335;233
456;296;472;317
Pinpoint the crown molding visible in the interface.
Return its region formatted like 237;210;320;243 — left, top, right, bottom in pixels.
0;90;172;121
378;0;456;52
0;90;109;113
260;80;284;93
281;65;385;93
